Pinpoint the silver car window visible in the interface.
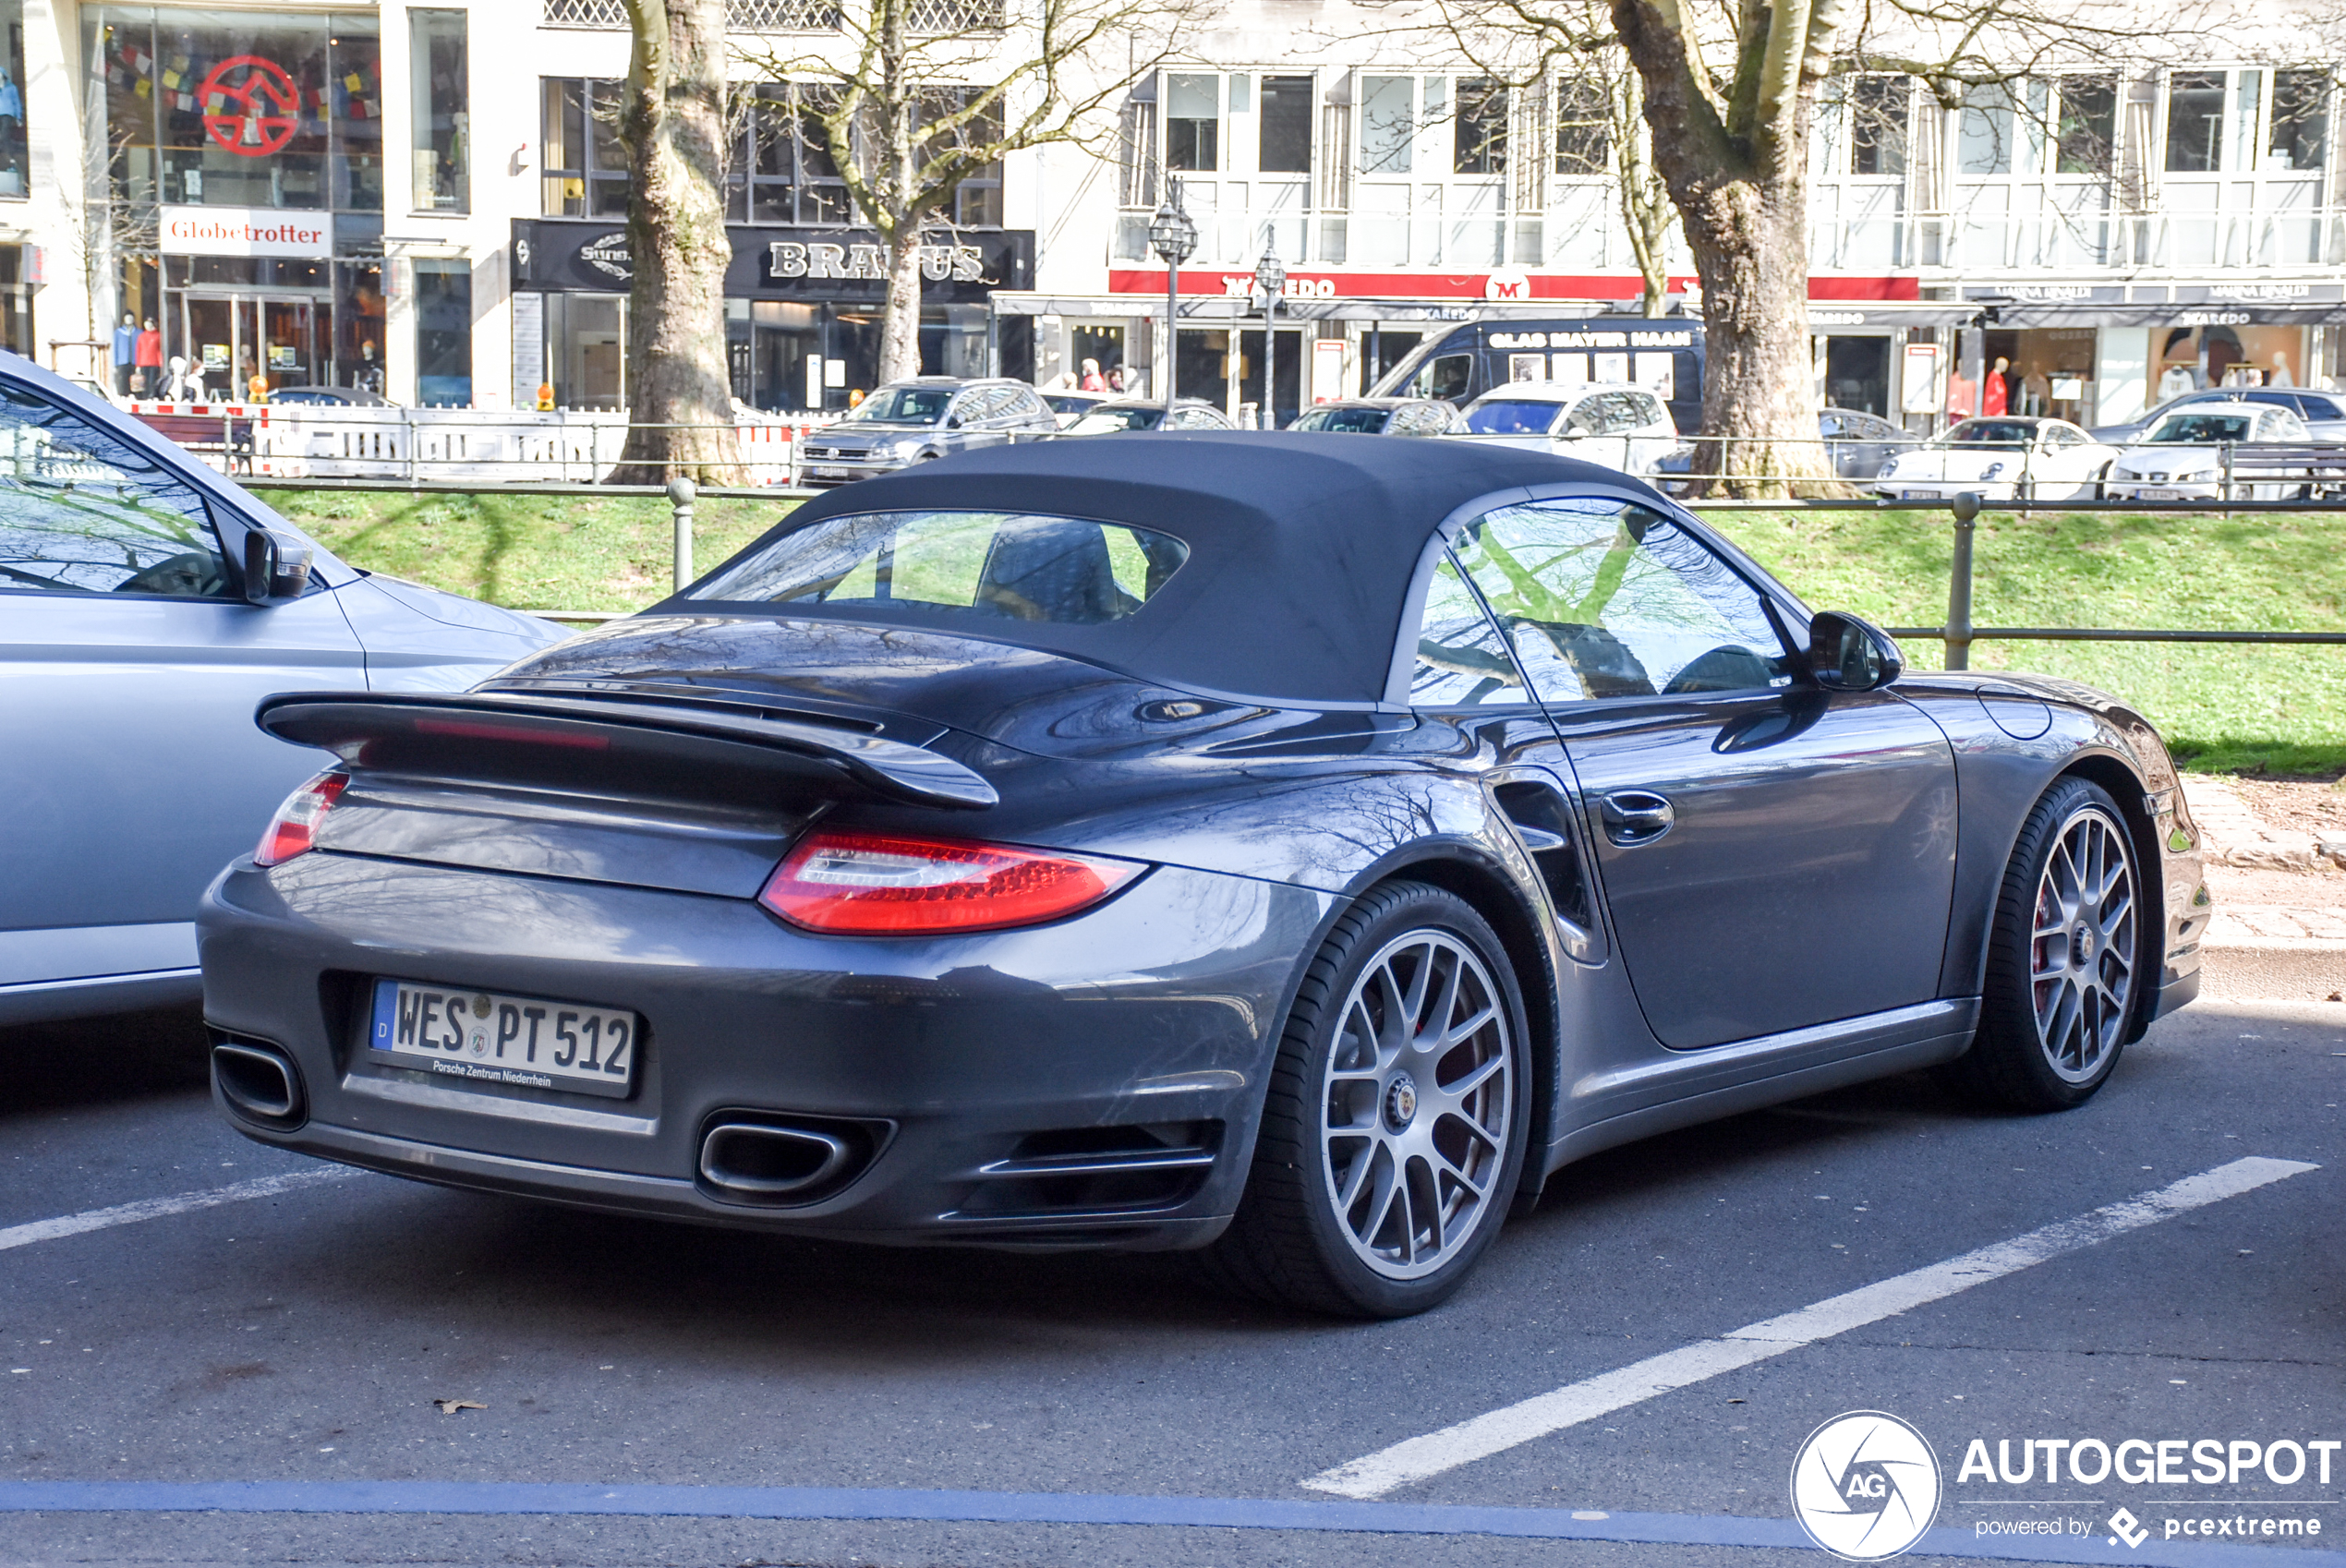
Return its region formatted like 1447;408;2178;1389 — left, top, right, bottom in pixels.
0;385;231;598
1452;497;1794;703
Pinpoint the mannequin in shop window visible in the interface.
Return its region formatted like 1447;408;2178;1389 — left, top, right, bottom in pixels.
1982;356;2011;416
2020;367;2050;416
1944;368;1977;420
2269;350;2295;388
2157;360;2197;402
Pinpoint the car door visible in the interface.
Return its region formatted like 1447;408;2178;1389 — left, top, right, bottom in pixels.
1449;494;1958;1049
0;381;366;991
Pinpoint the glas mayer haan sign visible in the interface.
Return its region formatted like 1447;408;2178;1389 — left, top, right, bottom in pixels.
159;205;332;259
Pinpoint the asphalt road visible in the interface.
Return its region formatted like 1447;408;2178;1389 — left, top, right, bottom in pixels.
2;994;2339;1568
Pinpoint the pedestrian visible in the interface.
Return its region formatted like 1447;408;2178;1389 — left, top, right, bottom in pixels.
111;312;136;397
1982;356;2010;416
1106;366;1127;394
1078;357;1106;392
133;317;163;397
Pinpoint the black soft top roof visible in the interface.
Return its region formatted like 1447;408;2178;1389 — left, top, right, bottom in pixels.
680;430;1655;705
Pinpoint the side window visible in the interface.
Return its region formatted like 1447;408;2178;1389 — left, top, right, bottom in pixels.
1629;393;1666;428
0;387;232;599
1412;353;1472;403
1563;399;1604;436
2300;395;2342;420
1451;498;1795;704
1409;553;1529;706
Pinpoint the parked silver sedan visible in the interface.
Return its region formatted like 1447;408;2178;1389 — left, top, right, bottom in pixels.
0;352;563;1025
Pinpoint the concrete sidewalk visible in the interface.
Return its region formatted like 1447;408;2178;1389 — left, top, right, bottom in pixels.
2182;775;2346;1004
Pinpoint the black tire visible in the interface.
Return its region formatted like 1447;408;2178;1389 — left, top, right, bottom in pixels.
1946;778;2143;1112
1204;882;1532;1318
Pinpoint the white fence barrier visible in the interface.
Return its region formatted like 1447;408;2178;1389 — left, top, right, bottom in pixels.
126;402;832;486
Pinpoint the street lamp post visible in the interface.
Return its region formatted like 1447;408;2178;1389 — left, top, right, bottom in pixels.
1147;178;1197;403
1253;240;1287;429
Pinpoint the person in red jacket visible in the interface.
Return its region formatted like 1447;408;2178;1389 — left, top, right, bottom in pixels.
1982;356;2011;416
133;318;163;396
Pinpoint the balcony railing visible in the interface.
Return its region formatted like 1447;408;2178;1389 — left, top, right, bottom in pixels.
543;0;843;31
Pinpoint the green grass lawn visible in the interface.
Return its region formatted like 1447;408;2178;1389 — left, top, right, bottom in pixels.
270;488;2346;780
263;488;802;616
1703;506;2346;778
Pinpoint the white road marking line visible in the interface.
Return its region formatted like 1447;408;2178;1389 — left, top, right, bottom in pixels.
1302;1155;2317;1500
0;1167;361;1255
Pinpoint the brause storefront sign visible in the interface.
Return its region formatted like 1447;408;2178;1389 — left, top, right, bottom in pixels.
510;220;1033;301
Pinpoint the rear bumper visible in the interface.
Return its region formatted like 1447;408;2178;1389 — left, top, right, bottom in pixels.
199;851;1330;1248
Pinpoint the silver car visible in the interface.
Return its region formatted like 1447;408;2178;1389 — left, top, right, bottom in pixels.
793;379;1059;486
0;352;562;1025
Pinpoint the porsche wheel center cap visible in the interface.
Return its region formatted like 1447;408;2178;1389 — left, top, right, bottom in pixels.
1385;1075;1419;1131
2074;923;2095;962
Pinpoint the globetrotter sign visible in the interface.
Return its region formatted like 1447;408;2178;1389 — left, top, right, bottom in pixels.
158;205;332;259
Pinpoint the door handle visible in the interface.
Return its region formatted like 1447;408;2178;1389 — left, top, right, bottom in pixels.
1601;790;1675;847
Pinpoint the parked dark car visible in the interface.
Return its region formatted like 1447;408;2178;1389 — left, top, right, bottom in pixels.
1057;398;1234;436
1290;398;1456;436
1654;406;1917;492
200;434;2205;1318
793;378;1058;486
1041;391;1111;428
2091;388;2346;445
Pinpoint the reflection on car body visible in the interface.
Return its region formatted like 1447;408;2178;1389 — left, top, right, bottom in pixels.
200;433;2206;1319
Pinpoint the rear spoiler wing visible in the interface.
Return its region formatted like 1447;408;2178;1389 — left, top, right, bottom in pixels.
257;691;998;811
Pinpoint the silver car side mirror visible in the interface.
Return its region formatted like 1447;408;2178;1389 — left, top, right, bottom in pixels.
242;528;314;606
1807;610;1904;692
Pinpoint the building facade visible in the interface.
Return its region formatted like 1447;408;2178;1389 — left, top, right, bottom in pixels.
5;0;2340;425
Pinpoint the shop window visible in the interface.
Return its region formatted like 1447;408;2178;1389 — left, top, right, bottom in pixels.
2055;75;2115;175
413;258;471;407
1359;75;1413;175
0;0;24;199
1553;77;1610;175
2269;68;2328;171
1258;75;1312;174
1166;73;1219;172
919;89;1003;226
539;77;629;218
1454;78;1507;175
2165;71;2225;173
409;11;466;212
1848;76;1908;175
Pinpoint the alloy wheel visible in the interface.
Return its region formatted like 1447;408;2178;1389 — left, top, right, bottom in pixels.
2028;806;2137;1083
1319;929;1513;1280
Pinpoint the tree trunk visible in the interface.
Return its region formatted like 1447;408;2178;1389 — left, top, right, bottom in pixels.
611;0;744;486
1680;196;1835;495
877;223;924;386
1611;0;1840;497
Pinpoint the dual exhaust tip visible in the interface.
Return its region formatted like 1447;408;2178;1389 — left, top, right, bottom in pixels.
212;1039;306;1128
212;1038;872;1207
697;1116;880;1206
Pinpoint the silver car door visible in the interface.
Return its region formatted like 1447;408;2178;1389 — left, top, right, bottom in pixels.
0;386;365;995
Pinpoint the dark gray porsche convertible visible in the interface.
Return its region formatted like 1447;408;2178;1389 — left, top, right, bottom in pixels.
199;435;2207;1317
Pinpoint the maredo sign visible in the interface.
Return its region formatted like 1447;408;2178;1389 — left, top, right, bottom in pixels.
159;205;332;259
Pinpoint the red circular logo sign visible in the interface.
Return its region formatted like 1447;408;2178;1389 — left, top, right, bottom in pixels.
199;55;301;158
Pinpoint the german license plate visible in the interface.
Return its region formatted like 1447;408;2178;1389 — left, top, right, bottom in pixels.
2141;488;2179;500
366;980;636;1098
810;464;851;478
1900;488;1934;500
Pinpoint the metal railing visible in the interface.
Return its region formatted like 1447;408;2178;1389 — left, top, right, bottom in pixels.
1684;491;2346;669
1652;432;2346;502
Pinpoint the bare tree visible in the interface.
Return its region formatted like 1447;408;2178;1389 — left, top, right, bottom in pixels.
741;0;1201;386
1433;0;2220;493
613;0;746;485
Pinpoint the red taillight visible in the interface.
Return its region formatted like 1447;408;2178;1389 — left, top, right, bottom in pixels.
255;771;349;867
758;830;1143;935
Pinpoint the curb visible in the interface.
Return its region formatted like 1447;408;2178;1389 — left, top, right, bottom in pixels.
2197;937;2346;1002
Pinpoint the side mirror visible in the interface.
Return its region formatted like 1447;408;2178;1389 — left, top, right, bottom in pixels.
1807;610;1904;692
242;528;314;606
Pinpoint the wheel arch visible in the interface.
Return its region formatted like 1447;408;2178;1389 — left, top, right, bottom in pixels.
1353;848;1561;1203
2050;750;2167;1044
